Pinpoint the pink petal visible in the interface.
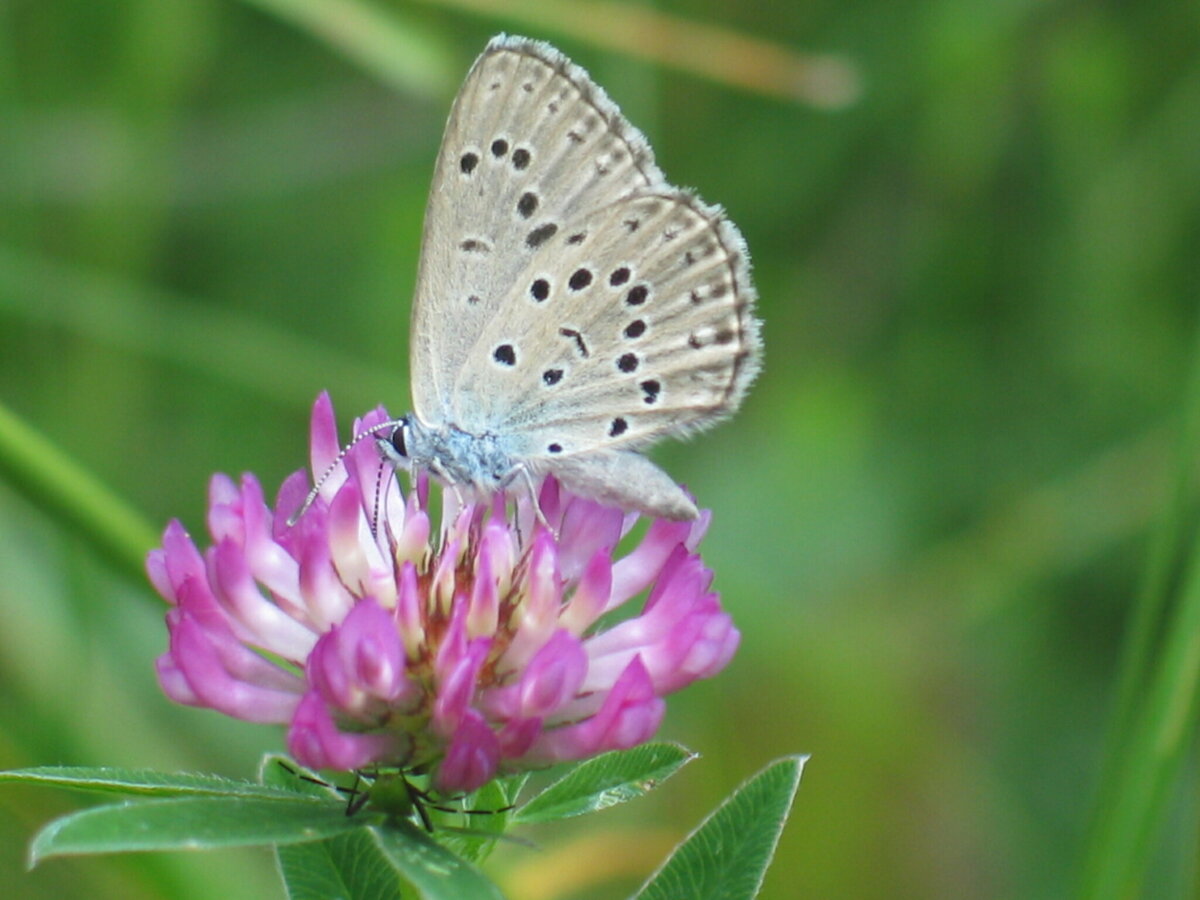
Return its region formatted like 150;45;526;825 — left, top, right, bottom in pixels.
206;473;244;545
273;469;313;544
555;495;624;581
238;475;301;603
433;634;491;737
500;530;561;672
168;612;302;723
526;657;663;763
481;629;586;720
608;518;694;608
518;630;587;716
467;529;499;639
159;520;206;598
559;547;613;635
295;519;355;630
155;651;199;705
498;717;542;757
307;392;343;496
395;561;425;657
209;538;316;659
287;691;402;772
307;599;409;712
146;548;174;604
436;710;500;794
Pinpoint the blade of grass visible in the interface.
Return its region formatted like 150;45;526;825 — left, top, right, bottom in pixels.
0;399;157;584
409;0;861;107
0;244;393;410
1076;314;1200;898
1091;317;1200;786
1076;521;1200;898
238;0;455;98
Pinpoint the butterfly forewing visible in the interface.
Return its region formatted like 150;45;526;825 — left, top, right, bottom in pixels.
410;36;666;425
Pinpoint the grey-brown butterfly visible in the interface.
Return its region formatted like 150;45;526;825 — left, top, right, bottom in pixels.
381;34;761;520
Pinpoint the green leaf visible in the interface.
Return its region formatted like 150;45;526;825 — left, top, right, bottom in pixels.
29;796;365;865
634;756;807;900
514;742;696;824
370;820;507;900
1;765;309;801
276;831;405;900
497;773;530;807
435;778;513;864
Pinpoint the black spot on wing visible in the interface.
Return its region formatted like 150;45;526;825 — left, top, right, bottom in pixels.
526;223;558;249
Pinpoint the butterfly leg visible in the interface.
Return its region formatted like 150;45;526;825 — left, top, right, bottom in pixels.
515;464;552;531
423;458;469;511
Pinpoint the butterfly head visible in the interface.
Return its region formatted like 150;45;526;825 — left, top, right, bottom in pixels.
376;416;412;469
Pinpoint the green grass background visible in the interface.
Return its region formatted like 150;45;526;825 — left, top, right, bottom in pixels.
1;1;1199;897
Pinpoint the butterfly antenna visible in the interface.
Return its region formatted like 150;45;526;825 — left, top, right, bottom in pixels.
370;455;393;538
287;419;405;527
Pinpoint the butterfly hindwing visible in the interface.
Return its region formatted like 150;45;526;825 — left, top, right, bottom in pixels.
452;188;759;457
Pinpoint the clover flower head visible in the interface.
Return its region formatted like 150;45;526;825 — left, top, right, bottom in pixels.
150;393;739;792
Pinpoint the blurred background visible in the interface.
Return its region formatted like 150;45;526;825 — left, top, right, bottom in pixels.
2;1;1199;898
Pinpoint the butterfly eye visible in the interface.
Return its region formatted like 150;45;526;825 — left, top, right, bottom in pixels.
390;421;409;458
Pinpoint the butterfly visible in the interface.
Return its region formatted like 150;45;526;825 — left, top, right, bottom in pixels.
377;35;762;521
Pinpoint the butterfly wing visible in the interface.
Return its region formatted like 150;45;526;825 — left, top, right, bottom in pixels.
409;35;761;518
409;35;666;426
453;187;760;452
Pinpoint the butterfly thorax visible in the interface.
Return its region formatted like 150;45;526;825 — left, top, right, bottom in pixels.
385;413;518;495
